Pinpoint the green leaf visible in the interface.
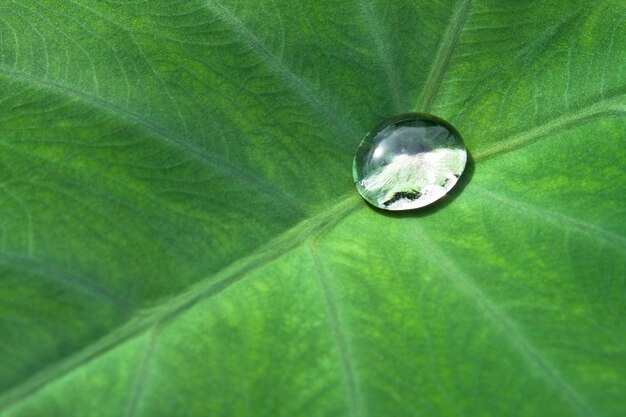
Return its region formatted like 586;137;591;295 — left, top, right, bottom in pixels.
1;1;625;416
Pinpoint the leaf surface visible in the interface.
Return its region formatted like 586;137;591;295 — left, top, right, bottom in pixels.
1;1;625;416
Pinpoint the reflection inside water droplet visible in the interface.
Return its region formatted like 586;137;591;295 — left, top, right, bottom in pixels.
353;113;467;211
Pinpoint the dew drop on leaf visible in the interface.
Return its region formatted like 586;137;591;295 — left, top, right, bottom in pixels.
353;113;467;211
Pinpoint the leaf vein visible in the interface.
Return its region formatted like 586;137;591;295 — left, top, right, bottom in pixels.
415;0;472;112
203;0;359;150
0;251;131;314
123;328;160;417
417;225;596;417
0;68;305;213
308;244;363;417
473;186;626;250
0;195;361;411
360;0;404;112
473;92;626;162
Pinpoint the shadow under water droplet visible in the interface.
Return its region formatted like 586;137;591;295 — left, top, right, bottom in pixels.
367;150;475;219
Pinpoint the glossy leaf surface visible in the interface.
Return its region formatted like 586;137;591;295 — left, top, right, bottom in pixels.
1;1;625;416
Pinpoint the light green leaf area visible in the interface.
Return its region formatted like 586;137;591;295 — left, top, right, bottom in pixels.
1;0;625;416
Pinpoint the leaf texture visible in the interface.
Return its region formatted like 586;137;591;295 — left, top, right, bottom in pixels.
0;1;625;416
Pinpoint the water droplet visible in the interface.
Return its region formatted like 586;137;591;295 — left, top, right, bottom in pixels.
353;113;467;211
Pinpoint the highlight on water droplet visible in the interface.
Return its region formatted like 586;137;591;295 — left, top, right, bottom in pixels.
353;113;467;211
